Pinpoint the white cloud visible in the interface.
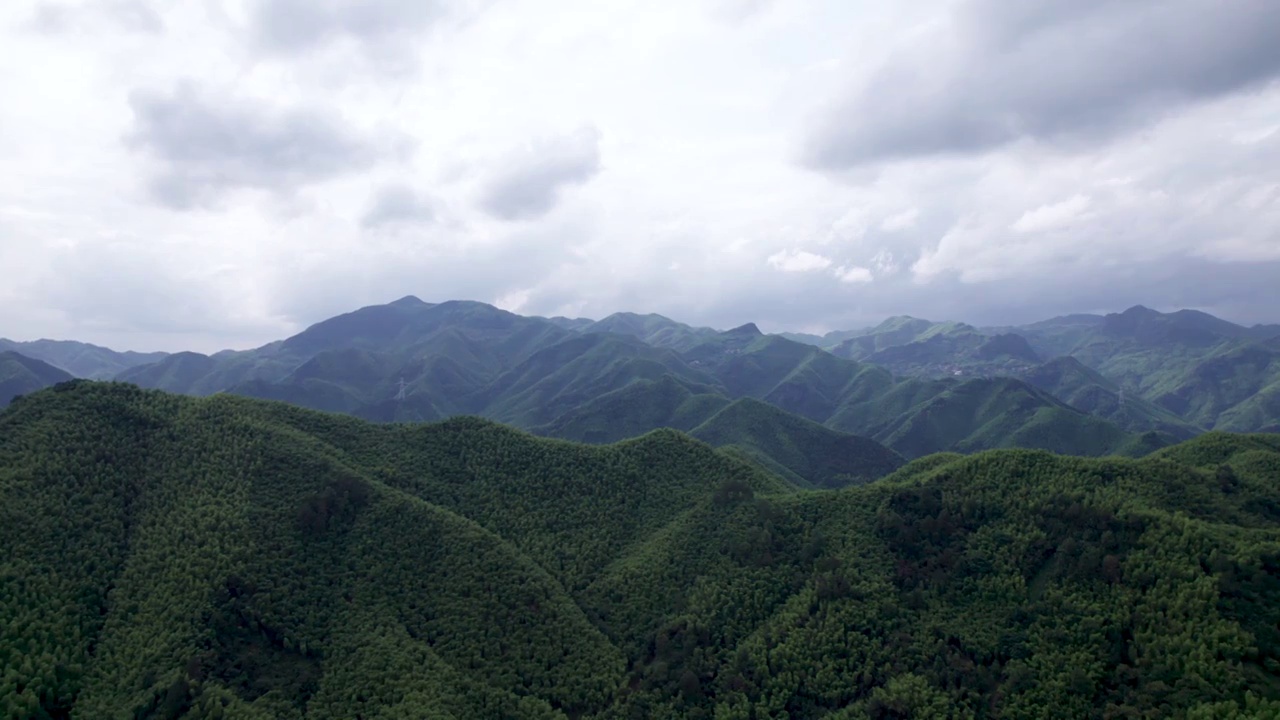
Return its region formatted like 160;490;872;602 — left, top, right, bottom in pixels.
0;0;1279;351
834;265;873;283
1010;194;1091;233
879;208;918;232
767;249;833;273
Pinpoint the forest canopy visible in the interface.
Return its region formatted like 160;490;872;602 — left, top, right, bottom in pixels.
1;381;1279;719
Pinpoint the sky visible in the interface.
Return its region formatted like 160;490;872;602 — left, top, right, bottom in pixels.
2;0;1279;353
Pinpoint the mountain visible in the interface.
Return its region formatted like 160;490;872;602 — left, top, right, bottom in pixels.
1021;306;1280;430
582;312;720;351
776;328;866;347
677;330;1159;459
0;337;167;379
813;305;1280;433
536;379;908;488
108;298;1168;466
0;351;73;407
3;382;1279;718
826;317;1041;378
1019;356;1202;439
687;398;906;489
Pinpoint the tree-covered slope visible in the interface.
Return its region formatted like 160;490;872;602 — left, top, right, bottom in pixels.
1020;356;1203;439
3;382;1280;718
0;351;73;407
687;397;906;489
0;338;166;379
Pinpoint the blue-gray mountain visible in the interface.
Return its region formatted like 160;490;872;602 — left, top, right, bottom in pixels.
4;299;1277;485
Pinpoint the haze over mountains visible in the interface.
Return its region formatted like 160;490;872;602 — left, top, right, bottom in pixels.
4;297;1278;490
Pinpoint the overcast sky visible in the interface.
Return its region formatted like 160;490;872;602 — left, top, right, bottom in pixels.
2;0;1279;352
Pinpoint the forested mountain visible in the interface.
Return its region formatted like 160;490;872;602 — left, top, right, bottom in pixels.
827;317;1041;378
792;305;1280;435
3;382;1279;718
11;298;1280;473
0;337;166;379
0;350;72;407
1020;357;1202;440
72;298;1157;471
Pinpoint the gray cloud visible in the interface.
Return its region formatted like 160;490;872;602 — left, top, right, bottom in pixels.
478;126;602;221
803;0;1280;169
27;0;162;34
248;0;445;55
124;81;400;210
361;183;436;228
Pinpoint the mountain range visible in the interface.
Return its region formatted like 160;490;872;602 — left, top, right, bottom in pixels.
2;381;1278;718
3;298;1278;489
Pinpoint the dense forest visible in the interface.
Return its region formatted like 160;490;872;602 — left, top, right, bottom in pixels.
3;381;1279;718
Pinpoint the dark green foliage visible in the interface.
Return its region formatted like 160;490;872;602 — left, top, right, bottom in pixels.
689;398;905;489
0;351;73;408
3;383;1280;718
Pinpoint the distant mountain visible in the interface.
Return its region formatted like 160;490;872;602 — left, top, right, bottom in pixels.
776;328;866;347
0;351;73;407
535;382;905;489
582;311;720;351
0;338;166;379
1024;306;1280;430
809;305;1280;433
1019;356;1202;439
102;298;1160;471
25;298;1280;472
813;316;1041;379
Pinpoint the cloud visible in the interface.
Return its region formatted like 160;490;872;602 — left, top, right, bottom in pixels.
247;0;447;55
360;183;436;228
834;265;873;283
26;0;162;34
4;0;1280;352
879;208;918;232
123;81;402;210
478;126;602;221
767;249;832;273
803;0;1280;169
1010;194;1091;233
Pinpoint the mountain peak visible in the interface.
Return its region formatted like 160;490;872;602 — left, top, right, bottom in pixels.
724;322;762;337
389;295;428;307
1119;304;1159;317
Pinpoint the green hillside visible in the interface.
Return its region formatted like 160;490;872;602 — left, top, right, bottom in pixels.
531;374;730;443
0;338;166;379
2;383;1279;718
688;398;906;489
0;351;73;407
1020;356;1203;439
